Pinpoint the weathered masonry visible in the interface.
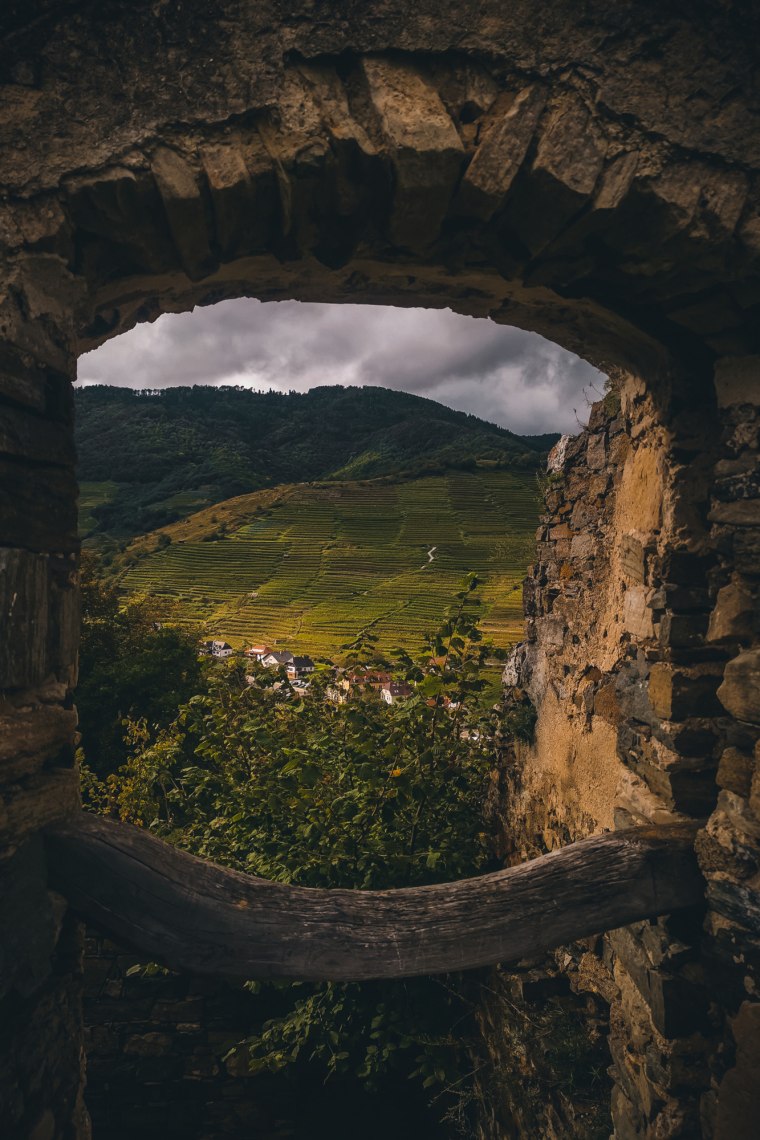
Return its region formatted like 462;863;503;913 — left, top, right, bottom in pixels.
1;2;759;1136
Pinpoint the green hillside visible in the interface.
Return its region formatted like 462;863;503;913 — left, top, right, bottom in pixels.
75;384;556;542
115;470;538;659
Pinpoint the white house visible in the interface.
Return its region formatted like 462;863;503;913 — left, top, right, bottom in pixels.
211;640;234;659
286;656;315;680
381;681;413;705
262;650;294;669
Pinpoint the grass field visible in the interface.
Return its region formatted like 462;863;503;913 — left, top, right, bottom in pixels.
114;471;538;660
77;481;120;538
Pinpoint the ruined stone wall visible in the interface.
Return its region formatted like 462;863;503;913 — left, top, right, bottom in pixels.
0;308;85;1138
491;360;760;1138
81;936;274;1139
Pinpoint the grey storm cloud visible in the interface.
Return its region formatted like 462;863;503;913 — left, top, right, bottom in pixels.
77;298;604;435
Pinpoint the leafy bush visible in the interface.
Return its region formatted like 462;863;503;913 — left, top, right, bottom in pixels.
84;578;512;1118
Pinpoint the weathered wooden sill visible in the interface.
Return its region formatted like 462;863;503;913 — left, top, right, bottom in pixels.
45;814;703;981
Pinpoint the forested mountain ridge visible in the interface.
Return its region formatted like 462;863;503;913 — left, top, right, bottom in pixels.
75;384;558;541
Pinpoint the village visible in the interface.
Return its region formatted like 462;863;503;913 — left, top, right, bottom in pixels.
199;638;416;705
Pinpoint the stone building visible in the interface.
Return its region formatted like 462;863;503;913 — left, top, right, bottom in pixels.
1;1;759;1136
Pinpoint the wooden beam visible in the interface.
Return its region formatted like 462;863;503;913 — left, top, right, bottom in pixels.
45;813;704;981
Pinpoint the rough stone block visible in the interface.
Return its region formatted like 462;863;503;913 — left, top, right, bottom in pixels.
623;586;656;639
713;1002;760;1139
659;611;710;649
65;164;178;274
0;456;78;553
586;432;607;471
0;343;71;416
711;579;756;642
200;142;257;259
620;535;645;584
124;1032;174;1057
0;402;76;466
0;549;78;690
455;84;546;220
505;92;606;255
0;691;76;782
716;747;755;797
1;766;80;845
718;650;760;724
358;57;464;248
714;356;760;408
612;933;708;1039
649;663;725;721
151;147;215;280
0;548;49;688
734;529;760;576
709;499;760;527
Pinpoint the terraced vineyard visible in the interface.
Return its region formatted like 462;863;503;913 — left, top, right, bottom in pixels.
116;471;539;659
77;481;121;538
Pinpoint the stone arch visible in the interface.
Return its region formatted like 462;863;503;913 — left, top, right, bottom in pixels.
2;6;759;1138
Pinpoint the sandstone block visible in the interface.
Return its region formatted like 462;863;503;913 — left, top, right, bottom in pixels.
0;342;64;414
713;356;760;409
649;663;724;721
507;93;607;255
359;57;464;249
586;432;607;471
1;767;80;845
623;586;656;639
455;84;546;220
659;611;709;649
200;142;256;258
713;1002;760;1140
718;650;760;723
735;529;760;576
0;456;78;552
0;402;75;466
66;164;177;274
594;681;621;724
570;532;595;560
0;694;76;782
0;548;49;688
535;615;565;652
717;748;755;798
594;151;639;212
619;534;646;584
708;580;755;642
151;147;215;279
298;61;376;158
709;499;760;527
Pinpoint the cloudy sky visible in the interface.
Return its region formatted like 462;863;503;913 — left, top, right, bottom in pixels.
78;299;603;435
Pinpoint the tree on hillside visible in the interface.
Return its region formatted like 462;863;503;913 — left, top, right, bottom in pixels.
77;552;204;775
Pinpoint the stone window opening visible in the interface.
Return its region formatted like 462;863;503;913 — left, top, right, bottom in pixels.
2;17;759;1139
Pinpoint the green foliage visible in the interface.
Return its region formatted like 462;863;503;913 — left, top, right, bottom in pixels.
85;582;509;1114
77;552;204;775
76;384;558;542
